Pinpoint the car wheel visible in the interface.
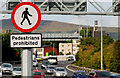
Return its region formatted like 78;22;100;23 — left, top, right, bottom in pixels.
12;76;14;78
41;66;43;69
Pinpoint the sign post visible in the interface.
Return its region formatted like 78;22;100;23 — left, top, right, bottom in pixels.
11;2;41;78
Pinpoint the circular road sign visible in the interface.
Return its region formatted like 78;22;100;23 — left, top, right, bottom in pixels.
11;2;41;32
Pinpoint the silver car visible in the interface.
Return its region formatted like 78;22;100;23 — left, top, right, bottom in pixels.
54;67;67;78
45;65;56;74
12;67;21;78
1;63;13;74
33;60;38;67
0;66;2;78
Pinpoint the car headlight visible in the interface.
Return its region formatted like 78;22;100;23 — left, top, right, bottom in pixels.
12;73;16;76
47;70;50;72
56;72;60;76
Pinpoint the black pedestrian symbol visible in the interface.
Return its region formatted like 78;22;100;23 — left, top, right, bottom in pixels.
21;8;32;25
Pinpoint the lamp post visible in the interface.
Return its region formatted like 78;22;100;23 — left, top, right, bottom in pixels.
101;15;103;70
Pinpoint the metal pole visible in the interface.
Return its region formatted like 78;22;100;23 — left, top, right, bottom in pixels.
53;43;54;56
22;0;33;77
101;15;103;70
79;15;81;38
22;48;33;78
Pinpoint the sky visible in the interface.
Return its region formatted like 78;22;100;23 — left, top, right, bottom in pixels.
0;0;119;27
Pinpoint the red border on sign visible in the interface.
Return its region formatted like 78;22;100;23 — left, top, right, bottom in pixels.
11;2;41;32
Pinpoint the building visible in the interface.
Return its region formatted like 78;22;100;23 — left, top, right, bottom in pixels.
59;39;80;55
59;43;72;55
33;45;57;57
72;39;80;54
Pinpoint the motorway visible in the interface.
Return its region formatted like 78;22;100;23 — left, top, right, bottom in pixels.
2;61;74;78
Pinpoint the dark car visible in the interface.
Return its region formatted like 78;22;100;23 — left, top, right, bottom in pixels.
88;70;111;78
41;60;50;69
72;71;88;78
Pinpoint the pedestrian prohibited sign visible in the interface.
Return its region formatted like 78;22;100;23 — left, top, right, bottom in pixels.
11;2;41;32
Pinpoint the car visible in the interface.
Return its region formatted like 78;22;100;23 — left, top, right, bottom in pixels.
66;55;74;61
72;71;88;78
88;70;111;78
0;66;2;78
33;60;38;67
48;56;58;65
1;63;13;74
33;70;43;78
12;67;21;78
111;74;120;78
36;57;41;60
45;65;56;74
54;67;67;78
41;60;50;69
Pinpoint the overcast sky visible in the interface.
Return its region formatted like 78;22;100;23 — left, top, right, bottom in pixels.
0;0;119;27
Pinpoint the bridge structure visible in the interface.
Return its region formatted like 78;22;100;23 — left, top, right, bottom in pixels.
42;33;82;41
0;0;120;16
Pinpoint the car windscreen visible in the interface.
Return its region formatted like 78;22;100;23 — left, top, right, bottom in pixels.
13;67;21;71
76;72;87;76
97;72;111;77
47;66;55;69
56;68;65;71
2;64;12;67
33;72;42;76
33;60;37;62
48;57;57;60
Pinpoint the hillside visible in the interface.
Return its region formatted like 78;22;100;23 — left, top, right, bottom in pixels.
75;37;120;73
1;19;79;33
1;19;119;39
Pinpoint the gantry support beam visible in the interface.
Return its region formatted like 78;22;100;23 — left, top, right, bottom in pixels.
0;0;120;16
0;10;119;16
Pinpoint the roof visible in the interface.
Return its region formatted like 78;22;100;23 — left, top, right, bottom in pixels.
76;71;86;72
33;70;42;72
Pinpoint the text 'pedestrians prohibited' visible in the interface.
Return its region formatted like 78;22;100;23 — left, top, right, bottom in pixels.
11;2;41;32
10;34;42;48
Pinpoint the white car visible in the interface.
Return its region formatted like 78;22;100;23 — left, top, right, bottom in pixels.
1;63;13;74
12;67;21;78
48;56;57;65
0;66;2;78
66;55;74;61
33;60;38;67
36;56;41;60
54;67;67;78
45;65;56;74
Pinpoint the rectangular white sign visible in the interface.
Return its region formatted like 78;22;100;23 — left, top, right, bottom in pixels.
10;34;42;48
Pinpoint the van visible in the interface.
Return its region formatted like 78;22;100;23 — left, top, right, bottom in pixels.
48;56;57;65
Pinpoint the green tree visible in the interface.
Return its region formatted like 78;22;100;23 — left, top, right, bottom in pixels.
66;52;71;55
49;50;56;56
2;30;20;61
80;28;92;37
59;52;64;55
111;40;120;73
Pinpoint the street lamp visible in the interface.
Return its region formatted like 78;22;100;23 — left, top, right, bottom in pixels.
101;15;103;70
